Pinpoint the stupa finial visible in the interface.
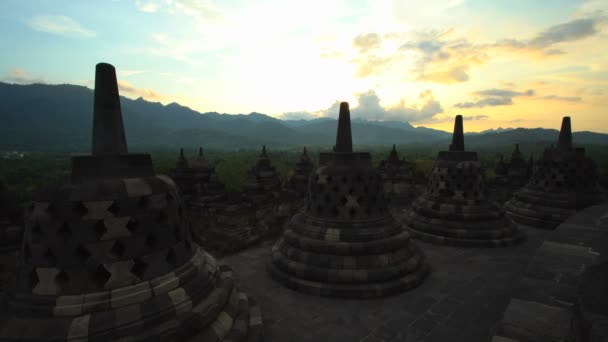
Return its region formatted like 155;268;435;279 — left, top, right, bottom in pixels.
449;115;464;151
92;62;128;155
557;116;572;150
335;102;353;152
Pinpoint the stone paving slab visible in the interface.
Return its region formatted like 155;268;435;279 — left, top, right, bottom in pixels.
222;227;549;342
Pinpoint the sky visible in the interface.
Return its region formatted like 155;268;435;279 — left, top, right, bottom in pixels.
1;0;607;133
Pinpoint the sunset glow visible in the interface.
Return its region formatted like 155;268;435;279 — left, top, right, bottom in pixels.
1;0;607;132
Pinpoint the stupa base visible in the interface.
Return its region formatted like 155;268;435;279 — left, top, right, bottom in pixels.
505;198;577;230
0;249;263;342
408;227;526;248
266;248;429;299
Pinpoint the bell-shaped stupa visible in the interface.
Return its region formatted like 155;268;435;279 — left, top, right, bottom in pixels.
267;102;429;298
378;144;417;205
505;117;605;229
287;147;314;198
403;115;525;247
0;63;263;341
0;180;21;254
169;148;198;203
243;145;282;201
506;144;531;187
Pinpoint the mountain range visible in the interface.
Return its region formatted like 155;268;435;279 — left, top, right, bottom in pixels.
1;82;607;152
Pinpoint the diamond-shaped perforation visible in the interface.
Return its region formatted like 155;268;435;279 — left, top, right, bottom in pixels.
157;210;168;223
138;196;150;208
55;270;69;286
166;248;177;267
31;221;42;234
110;240;126;258
94;264;111;287
107;201;120;216
173;224;181;240
94;220;107;238
73;201;88;217
126;218;138;233
75;244;91;262
29;268;39;290
131;258;148;278
45;203;56;215
58;222;72;238
145;234;157;248
24;243;32;261
44;248;57;266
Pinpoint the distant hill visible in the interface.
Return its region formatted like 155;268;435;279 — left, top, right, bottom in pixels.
1;82;607;152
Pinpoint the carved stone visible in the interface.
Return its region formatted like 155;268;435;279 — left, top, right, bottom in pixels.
403;115;525;247
267;102;429;298
0;63;263;341
505;117;605;229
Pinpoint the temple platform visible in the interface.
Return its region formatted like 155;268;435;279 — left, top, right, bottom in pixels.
222;226;551;341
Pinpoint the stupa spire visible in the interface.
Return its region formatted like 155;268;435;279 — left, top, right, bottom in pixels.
449;115;465;151
92;62;128;155
557;116;572;150
335;102;353;152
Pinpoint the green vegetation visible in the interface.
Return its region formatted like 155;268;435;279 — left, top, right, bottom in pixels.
2;144;607;207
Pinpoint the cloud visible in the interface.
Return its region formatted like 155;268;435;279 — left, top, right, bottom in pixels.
117;80;168;102
353;14;606;83
353;33;382;53
529;18;600;48
281;90;443;123
354;55;393;77
541;95;583;102
133;0;223;23
454;88;534;108
344;90;443;122
462;115;489;121
135;0;161;13
2;69;45;84
26;15;96;38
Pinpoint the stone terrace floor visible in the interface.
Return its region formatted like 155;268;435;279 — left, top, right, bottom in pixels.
221;226;551;342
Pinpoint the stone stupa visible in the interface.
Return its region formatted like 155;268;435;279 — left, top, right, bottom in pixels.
243;145;282;202
378;144;417;205
0;63;263;341
403;115;525;247
0;180;22;254
189;147;226;207
505;116;605;229
506;144;531;187
169;148;198;203
286;147;314;199
267;102;429;298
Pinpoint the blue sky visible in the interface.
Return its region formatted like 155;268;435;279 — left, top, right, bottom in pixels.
1;0;607;132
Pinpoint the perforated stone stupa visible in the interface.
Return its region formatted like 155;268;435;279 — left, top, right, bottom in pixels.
286;147;314;199
0;180;22;299
505;116;605;229
378;144;416;205
495;144;531;187
403;115;525;247
169;148;198;204
0;63;263;341
243;145;282;202
267;102;429;298
0;180;22;254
